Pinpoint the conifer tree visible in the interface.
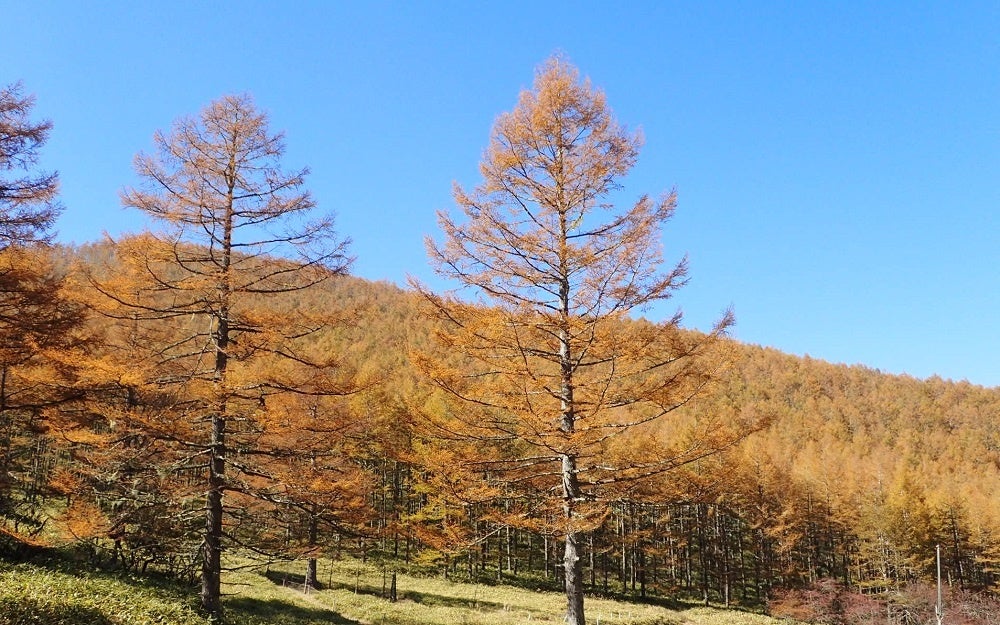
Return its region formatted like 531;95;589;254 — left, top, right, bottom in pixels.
0;81;59;246
414;56;736;625
0;83;87;536
0;246;86;534
89;94;354;621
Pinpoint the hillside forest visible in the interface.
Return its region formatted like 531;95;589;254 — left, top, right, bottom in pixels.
2;59;1000;624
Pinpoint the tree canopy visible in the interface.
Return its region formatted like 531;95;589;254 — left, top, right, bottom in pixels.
0;82;59;247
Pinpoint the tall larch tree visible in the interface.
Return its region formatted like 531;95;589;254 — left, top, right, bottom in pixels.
413;56;736;625
89;94;354;621
0;82;88;537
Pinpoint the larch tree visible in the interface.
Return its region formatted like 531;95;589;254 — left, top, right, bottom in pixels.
0;81;59;246
257;392;373;590
0;246;87;535
413;56;738;625
88;94;355;621
0;83;88;536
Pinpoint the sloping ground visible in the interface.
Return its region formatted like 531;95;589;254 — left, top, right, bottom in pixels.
0;561;204;625
0;556;790;625
224;558;786;625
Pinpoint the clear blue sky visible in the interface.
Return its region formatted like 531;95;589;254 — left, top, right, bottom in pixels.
5;1;999;387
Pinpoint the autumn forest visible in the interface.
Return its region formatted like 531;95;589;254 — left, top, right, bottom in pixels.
2;58;999;624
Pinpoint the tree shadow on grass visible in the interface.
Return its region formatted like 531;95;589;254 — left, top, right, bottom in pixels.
225;596;362;625
263;570;326;591
586;590;692;612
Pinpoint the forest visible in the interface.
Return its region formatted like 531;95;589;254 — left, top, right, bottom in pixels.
2;59;1000;625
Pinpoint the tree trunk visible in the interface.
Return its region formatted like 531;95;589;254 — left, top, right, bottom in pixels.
201;412;225;621
562;449;585;624
564;529;585;625
306;557;318;592
589;533;596;588
203;204;231;622
558;263;585;625
950;511;966;590
639;543;647;598
305;497;319;590
544;534;550;578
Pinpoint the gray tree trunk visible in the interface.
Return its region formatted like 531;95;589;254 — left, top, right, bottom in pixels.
563;503;586;625
202;412;225;621
559;313;586;624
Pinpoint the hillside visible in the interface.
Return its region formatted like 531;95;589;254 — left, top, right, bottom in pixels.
312;270;1000;593
2;242;999;624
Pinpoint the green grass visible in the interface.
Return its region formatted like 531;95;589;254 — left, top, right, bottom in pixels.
223;558;787;625
0;561;204;625
0;555;795;625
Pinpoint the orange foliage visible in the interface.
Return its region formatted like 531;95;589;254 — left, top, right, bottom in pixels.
412;55;739;624
55;499;109;541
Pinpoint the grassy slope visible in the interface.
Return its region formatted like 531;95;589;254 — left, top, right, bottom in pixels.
0;556;793;625
0;561;204;625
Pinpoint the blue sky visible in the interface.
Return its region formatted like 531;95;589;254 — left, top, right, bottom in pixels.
5;1;999;387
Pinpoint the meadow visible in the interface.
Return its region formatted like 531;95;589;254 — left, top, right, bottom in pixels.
0;555;789;625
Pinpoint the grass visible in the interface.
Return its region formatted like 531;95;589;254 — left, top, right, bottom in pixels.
0;553;795;625
223;558;787;625
0;560;204;625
